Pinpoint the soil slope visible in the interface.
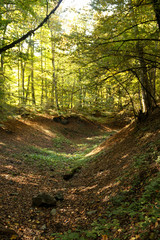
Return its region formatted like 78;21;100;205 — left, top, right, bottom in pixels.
0;111;160;239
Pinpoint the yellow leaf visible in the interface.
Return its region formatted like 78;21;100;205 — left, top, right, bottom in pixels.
102;235;108;240
155;221;159;227
11;235;18;240
135;235;140;239
130;236;140;240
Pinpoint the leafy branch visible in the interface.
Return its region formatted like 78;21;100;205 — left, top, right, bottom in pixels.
0;0;63;54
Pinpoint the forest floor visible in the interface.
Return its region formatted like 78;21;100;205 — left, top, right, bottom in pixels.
0;110;160;240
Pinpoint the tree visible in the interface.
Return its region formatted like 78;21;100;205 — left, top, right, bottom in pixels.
0;0;63;54
0;0;160;117
152;0;160;29
87;0;159;114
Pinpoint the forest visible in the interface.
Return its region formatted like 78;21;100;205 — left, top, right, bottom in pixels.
0;0;159;117
1;0;160;239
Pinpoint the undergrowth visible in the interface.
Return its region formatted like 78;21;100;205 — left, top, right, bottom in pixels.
21;131;112;171
52;140;160;240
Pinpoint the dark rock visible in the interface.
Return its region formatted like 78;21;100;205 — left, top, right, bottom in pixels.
50;175;55;178
50;208;56;215
137;110;148;123
61;118;69;125
50;168;55;172
54;223;63;231
0;227;21;239
53;116;69;125
55;192;64;201
63;166;81;181
53;116;61;123
32;192;56;207
63;172;74;181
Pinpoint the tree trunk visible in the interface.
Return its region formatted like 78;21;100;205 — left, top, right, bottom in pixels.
30;38;36;105
21;58;25;103
152;0;160;30
19;42;30;105
71;79;76;109
17;50;21;105
40;32;44;106
137;42;153;112
0;53;5;105
44;56;48;103
0;25;7;106
148;38;158;98
78;69;83;109
138;82;143;111
51;30;59;111
130;0;155;112
25;75;31;104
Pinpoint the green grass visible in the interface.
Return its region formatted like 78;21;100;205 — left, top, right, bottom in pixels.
52;140;160;240
20;131;113;171
52;134;73;148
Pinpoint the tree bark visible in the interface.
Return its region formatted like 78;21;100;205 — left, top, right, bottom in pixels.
130;0;155;112
0;24;8;105
30;38;36;105
51;30;59;111
25;75;31;104
152;0;160;30
137;42;153;112
40;34;44;105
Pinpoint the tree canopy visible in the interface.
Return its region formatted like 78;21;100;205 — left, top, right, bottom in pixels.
0;0;160;118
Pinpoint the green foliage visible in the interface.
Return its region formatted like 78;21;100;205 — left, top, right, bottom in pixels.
133;153;151;168
156;155;160;164
143;173;160;201
52;143;160;239
52;230;86;240
0;0;160;116
20;129;109;170
52;135;73;148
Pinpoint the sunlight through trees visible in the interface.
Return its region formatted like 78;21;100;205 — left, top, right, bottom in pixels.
0;0;160;117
